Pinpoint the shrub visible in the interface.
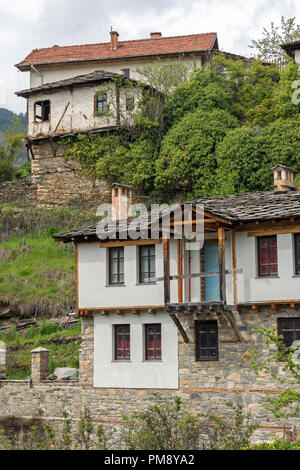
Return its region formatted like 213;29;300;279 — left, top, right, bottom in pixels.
39;321;59;336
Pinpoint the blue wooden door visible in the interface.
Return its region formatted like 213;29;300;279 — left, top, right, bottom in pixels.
204;242;220;301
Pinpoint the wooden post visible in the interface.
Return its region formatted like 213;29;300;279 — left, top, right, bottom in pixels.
232;230;238;305
218;226;226;303
177;240;183;303
163;237;170;305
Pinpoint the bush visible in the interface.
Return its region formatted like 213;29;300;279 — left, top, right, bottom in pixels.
0;159;15;184
242;438;300;450
39;320;59;336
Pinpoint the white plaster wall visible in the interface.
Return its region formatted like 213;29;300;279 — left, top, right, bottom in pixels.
29;57;201;88
295;50;300;67
78;243;164;309
28;83;120;138
235;232;300;303
94;312;178;389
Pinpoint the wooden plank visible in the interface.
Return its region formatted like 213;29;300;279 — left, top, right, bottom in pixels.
163;237;170;305
169;314;189;343
75;244;79;316
54;101;70;132
232;230;238;305
248;226;300;237
100;239;161;248
177;240;183;303
223;311;244;343
236;219;300;233
218;226;226;303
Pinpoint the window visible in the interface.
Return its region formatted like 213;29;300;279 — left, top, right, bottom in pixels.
145;324;161;360
294;234;300;275
139;245;156;283
278;318;300;348
34;100;50;122
114;324;130;360
121;69;130;78
257;236;278;277
95;93;108;113
195;321;218;361
126;97;135;111
109;247;124;285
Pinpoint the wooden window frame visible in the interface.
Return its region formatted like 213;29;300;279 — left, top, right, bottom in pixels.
294;234;300;275
34;100;51;123
277;317;300;349
195;320;219;362
94;93;108;114
121;68;130;78
126;96;135;111
109;247;124;285
257;235;278;277
145;323;162;361
139;245;156;284
114;324;130;361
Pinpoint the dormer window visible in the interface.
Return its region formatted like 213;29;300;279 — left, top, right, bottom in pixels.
34;100;50;122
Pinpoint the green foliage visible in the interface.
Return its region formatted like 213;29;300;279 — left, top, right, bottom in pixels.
242;438;300;450
155;108;238;197
249;327;300;418
15;161;31;180
39;320;60;336
0;158;15;184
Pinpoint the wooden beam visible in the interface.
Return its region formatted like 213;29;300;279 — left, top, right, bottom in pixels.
169;314;189;343
248;226;300;237
218;226;226;303
163;237;170;305
232;230;238;305
75;244;79;316
177;240;183;303
100;239;161;248
223;311;244;343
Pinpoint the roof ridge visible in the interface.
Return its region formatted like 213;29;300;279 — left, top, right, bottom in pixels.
24;32;218;54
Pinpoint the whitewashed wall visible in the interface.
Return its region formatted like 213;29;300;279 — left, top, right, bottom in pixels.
295;49;300;66
29;57;201;88
78;243;164;309
94;312;178;389
235;232;300;303
27;83;131;138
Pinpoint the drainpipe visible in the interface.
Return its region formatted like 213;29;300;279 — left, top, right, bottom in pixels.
30;65;44;86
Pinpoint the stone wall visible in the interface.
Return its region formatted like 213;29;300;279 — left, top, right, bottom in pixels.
0;178;37;204
31;139;109;208
0;307;299;447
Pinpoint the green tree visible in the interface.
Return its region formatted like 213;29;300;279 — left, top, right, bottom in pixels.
249;16;300;62
155;108;238;198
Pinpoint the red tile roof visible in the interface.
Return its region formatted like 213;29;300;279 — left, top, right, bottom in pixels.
16;33;218;70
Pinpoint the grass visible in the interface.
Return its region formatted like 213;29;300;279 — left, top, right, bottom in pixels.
0;320;81;380
0;235;75;316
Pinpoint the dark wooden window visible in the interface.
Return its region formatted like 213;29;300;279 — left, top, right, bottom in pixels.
34;100;50;122
126;97;135;111
139;245;156;283
145;324;161;360
195;321;218;361
278;318;300;348
114;324;130;360
294;234;300;275
95;93;108;113
257;236;278;277
121;69;130;78
109;247;124;285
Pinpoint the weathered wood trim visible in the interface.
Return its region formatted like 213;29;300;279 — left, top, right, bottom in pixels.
248;226;300;237
78;306;165;316
232;230;238;305
169;313;189;343
75;244;79;316
163;237;170;305
99;239;161;248
223;310;244;343
218;226;226;303
235;219;300;233
177;240;183;303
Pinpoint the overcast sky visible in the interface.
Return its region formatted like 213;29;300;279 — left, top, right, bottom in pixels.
0;0;299;113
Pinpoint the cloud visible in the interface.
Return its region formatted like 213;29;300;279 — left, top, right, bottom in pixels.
0;0;299;112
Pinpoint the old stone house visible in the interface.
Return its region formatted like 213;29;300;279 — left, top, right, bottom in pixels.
15;30;247;207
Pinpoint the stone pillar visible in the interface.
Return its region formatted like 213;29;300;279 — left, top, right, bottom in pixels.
0;342;6;379
31;347;49;381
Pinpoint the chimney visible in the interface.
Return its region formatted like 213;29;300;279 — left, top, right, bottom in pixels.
271;164;297;192
112;183;133;221
110;31;119;50
150;32;162;39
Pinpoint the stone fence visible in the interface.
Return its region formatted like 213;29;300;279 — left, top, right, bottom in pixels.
0;178;37;204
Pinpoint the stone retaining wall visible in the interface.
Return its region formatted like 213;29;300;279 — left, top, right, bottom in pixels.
0;178;36;204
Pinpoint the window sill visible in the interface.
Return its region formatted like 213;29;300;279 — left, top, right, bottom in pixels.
255;276;280;279
292;275;300;278
135;282;157;286
111;360;132;363
105;284;126;287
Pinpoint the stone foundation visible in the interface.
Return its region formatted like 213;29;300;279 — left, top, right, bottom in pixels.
31;139;109;208
0;307;299;447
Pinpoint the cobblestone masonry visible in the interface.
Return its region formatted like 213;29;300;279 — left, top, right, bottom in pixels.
0;178;36;204
0;307;299;446
31;140;109;208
